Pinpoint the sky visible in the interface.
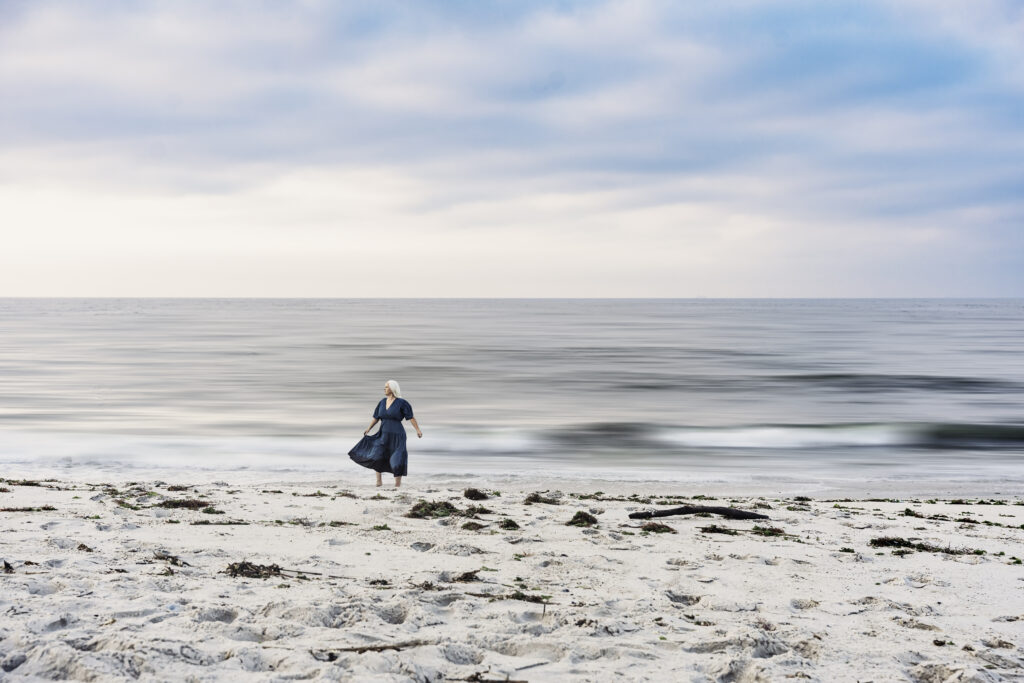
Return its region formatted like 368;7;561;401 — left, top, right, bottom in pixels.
1;0;1022;297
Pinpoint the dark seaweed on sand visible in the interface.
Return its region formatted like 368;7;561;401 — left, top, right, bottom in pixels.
158;499;208;510
700;525;738;535
566;511;598;527
224;561;283;578
463;488;489;500
498;519;520;530
869;536;983;555
406;500;462;519
524;492;560;505
641;522;676;534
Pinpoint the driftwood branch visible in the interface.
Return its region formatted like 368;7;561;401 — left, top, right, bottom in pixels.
628;505;769;521
311;639;434;659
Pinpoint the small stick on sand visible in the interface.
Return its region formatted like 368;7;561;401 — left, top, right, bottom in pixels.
311;639;434;659
628;505;769;521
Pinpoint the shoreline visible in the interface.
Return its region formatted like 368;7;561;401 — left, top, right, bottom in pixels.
2;475;1023;680
2;462;1024;500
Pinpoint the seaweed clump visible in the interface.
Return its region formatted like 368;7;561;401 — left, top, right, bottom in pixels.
566;511;598;527
406;500;462;519
225;561;282;578
524;492;560;505
869;536;981;555
463;488;489;501
641;522;676;534
158;499;208;510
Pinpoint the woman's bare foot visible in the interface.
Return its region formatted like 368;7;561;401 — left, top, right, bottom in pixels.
394;476;402;489
375;473;383;487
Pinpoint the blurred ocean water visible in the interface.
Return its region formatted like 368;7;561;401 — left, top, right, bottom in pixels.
1;298;1022;485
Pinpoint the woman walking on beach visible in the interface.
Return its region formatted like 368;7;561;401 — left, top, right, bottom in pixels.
348;380;422;488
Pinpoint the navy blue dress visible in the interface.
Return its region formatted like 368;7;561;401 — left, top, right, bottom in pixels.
348;398;414;477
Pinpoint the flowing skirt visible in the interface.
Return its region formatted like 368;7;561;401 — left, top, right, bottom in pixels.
348;429;408;477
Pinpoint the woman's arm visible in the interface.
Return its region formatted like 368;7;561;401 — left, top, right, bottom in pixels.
364;418;379;435
408;417;422;438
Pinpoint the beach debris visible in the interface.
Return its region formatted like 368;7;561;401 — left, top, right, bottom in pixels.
524;492;560;505
153;550;190;567
566;511;598;527
462;589;551;607
641;522;676;534
451;674;527;683
2;560;13;573
410;542;434;552
191;519;248;525
700;525;738;535
439;569;482;583
158;499;208;510
498;519;520;530
869;537;984;555
368;578;390;586
629;505;769;521
461;521;486;531
751;526;786;537
407;500;461;519
464;488;489;500
166;485;190;491
464;505;493;517
77;543;94;552
224;561;283;579
311;639;434;660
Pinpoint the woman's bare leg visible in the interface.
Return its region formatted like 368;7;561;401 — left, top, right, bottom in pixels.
375;472;383;487
394;476;402;488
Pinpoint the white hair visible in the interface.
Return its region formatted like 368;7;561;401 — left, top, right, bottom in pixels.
386;379;402;398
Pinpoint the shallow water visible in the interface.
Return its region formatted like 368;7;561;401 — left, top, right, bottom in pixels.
1;298;1022;486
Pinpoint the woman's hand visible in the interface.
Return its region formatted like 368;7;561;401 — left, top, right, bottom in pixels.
416;431;423;438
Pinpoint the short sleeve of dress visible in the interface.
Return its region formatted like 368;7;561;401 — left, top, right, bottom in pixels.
373;399;384;419
401;400;414;420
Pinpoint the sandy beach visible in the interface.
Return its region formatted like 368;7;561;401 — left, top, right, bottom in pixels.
1;474;1023;682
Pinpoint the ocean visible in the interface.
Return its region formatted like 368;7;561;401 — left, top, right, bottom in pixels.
1;298;1022;490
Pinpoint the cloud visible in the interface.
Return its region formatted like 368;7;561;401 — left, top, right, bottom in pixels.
0;0;1021;295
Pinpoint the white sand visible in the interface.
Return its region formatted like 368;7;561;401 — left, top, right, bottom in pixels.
2;475;1023;682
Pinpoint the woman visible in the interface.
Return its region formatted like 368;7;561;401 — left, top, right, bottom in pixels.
348;380;422;488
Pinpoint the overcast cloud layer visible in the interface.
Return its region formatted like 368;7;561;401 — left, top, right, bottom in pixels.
1;0;1022;296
